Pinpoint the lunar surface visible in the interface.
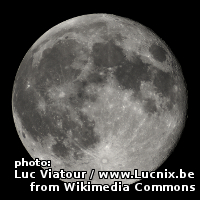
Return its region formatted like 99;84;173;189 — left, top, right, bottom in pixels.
12;14;187;185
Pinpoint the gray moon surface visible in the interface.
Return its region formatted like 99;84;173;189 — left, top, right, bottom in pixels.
12;14;187;185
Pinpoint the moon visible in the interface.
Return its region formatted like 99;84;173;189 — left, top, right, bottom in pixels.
12;14;187;185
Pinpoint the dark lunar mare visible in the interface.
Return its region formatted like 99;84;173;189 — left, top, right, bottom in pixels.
91;38;152;93
13;37;103;160
91;37;177;114
143;98;157;114
92;39;125;69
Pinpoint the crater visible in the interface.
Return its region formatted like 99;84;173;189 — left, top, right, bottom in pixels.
22;132;26;138
101;158;108;164
149;43;167;63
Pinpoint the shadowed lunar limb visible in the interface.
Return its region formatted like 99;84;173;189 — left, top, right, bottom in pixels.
12;14;187;185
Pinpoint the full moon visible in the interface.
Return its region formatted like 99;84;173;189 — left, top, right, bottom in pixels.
12;14;187;185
